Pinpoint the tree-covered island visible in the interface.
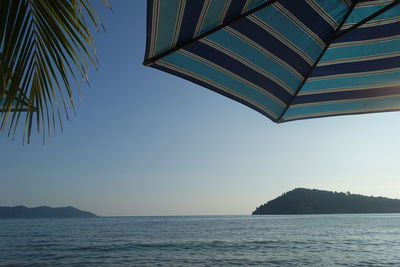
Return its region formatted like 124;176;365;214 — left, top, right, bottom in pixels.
253;188;400;215
0;206;97;218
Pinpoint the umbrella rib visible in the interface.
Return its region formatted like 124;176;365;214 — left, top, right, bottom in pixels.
277;1;358;122
332;0;400;42
143;0;278;66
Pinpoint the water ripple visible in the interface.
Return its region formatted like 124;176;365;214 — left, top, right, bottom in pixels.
1;214;400;266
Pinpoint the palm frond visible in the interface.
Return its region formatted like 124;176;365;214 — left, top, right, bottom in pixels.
0;0;109;143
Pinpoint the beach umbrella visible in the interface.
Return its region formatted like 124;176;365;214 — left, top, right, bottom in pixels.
143;0;400;122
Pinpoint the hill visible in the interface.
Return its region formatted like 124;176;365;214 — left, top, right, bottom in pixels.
252;188;400;215
0;206;97;218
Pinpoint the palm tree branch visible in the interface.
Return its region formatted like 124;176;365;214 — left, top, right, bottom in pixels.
1;0;106;142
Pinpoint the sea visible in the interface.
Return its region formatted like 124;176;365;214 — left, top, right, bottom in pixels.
1;214;399;266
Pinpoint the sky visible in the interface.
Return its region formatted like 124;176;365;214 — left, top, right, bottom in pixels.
1;1;400;216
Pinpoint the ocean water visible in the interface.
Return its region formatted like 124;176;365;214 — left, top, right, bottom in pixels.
0;214;400;266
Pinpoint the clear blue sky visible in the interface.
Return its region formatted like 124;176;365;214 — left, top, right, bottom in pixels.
1;1;399;216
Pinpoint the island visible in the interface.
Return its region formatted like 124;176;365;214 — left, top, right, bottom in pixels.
0;206;97;218
252;188;400;215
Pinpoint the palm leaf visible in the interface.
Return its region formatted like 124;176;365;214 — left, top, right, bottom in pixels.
0;0;109;143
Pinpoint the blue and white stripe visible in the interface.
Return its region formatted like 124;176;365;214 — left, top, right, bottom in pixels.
144;0;400;122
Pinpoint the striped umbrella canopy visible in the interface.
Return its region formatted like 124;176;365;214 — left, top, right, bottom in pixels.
143;0;400;122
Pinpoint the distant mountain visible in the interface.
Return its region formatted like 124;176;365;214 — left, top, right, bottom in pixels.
0;206;97;218
253;188;400;215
